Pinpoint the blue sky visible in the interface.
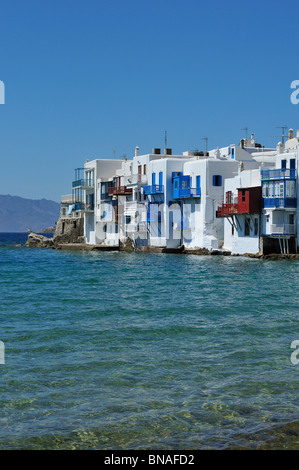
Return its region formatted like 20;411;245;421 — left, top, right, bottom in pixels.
1;0;299;201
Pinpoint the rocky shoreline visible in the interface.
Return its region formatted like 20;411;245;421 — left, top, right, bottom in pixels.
24;232;299;260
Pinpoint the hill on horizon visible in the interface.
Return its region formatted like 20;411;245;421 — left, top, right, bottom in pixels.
0;195;60;232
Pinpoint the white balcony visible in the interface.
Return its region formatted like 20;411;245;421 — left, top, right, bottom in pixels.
269;224;295;235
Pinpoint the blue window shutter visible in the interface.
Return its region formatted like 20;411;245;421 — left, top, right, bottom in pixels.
219;175;222;186
196;176;201;195
213;175;216;186
159;171;163;188
152;173;156;185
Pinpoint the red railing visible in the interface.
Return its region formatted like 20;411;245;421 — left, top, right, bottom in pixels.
216;202;249;217
108;186;133;196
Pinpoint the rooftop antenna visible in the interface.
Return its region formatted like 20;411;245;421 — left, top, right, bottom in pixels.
241;127;248;140
273;126;288;145
201;137;208;153
113;148;116;159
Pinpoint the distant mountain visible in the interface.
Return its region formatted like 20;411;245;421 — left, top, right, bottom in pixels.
0;195;60;232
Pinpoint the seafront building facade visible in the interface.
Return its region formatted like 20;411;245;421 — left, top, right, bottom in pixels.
57;130;298;255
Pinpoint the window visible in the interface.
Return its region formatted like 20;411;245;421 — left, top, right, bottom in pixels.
175;181;178;189
226;191;232;204
125;215;131;225
266;214;270;223
231;224;234;236
182;180;187;189
289;214;295;225
244;217;250;236
213;175;222;186
143;164;146;175
231;148;235;159
281;160;287;170
241;190;246;202
286;180;296;197
254;218;258;236
290;159;296;170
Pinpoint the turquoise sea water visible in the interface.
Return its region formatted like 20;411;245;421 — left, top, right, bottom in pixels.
1;233;299;449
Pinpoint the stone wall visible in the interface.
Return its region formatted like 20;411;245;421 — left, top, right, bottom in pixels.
54;216;84;244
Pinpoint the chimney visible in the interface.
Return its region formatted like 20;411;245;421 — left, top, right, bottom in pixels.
289;128;294;140
135;146;140;157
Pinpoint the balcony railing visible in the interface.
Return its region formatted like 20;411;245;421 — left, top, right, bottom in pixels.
61;194;74;204
72;179;94;189
216;201;249;217
267;224;295;235
263;197;297;209
125;174;147;186
143;185;164;195
108;186;133;196
261;169;296;181
173;187;201;199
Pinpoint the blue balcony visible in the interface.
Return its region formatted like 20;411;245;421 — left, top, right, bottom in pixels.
173;175;201;199
263;197;297;209
143;185;164;195
173;187;201;199
261;169;296;181
72;179;94;189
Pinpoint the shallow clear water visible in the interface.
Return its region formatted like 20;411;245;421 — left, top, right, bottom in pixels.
0;234;299;449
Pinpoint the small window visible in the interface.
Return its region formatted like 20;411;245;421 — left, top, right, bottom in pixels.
290;159;296;170
125;215;131;225
289;214;295;225
73;221;77;229
175;181;178;189
143;164;146;175
266;214;270;223
242;190;246;202
182;180;187;189
244;217;250;236
213;175;222;186
254;218;258;236
281;160;287;170
231;224;234;236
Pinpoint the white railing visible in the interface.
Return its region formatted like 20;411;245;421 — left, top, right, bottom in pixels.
61;194;74;204
270;224;295;235
125;174;147;186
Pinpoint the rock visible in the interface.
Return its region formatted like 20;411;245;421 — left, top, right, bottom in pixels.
119;237;134;252
25;232;54;248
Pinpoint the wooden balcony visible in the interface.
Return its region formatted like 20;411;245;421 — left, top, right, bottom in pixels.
108;186;133;196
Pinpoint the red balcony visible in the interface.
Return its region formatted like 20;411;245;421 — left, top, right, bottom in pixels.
108;186;133;196
216;187;261;218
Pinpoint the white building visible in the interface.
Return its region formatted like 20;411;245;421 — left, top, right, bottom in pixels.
62;132;298;255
